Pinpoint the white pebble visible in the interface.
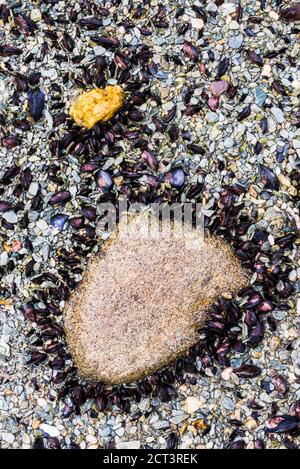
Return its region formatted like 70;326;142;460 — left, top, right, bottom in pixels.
2;211;17;224
40;424;60;437
184;396;202;414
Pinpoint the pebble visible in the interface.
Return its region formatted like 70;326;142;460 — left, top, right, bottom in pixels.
253;87;267;107
228;34;243;49
139;398;150;412
245;417;258;430
28;182;39;197
224;137;234;148
117;441;141;449
210;80;229;97
39;424;60;437
0;252;8;266
221;397;235;411
184;396;202;414
221;367;233;380
191;18;204;29
278;174;291;187
221;3;237;16
261;63;272;78
206;112;219;123
30;9;42;22
170;413;189;424
1;432;15;444
2;211;17;224
292;79;300;92
271;107;284;124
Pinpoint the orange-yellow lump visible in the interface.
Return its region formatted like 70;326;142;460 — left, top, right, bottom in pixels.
69;85;124;129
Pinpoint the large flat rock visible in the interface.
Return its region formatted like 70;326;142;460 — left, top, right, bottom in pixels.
64;213;249;384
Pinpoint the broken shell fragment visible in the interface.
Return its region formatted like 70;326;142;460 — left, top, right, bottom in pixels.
69;85;125;129
64;212;249;385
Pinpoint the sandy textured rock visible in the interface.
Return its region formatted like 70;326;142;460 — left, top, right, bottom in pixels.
64;213;249;384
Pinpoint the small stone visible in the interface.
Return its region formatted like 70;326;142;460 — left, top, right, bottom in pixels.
297;298;300;315
28;182;39;196
292;79;300;93
117;441;141;449
208;96;219;111
253;87;267;107
221;3;237;16
269;10;279;21
206;111;219;123
293;139;300;149
184;396;202;414
271;107;284;124
139;398;150;412
221;397;235;411
0;251;8;266
2;211;17;224
228;20;240;30
191;18;204;29
39;424;60;437
228;34;243;49
32;419;41;430
261;63;272;77
115;427;125;437
11;240;22;252
245;417;258;430
30;9;42;22
1;433;15;444
100;427;111;437
224;137;234;148
288;270;297;282
170;413;189;424
210;80;229;97
22;434;31;445
221;367;233;380
278;174;291;187
269;336;281;351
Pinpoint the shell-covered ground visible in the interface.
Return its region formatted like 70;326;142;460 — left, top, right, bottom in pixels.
0;0;300;449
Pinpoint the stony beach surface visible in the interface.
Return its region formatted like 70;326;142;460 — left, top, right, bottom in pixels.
0;0;299;449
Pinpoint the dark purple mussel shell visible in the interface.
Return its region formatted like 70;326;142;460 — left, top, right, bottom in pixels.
265;415;299;434
0;201;10;212
141;149;158;171
0;45;22;56
14;13;38;35
91;36;119;50
280;4;300;22
182;41;199;61
71;385;87;406
259;164;279;190
233;364;262;379
49;191;71;205
28;88;45;121
246;50;264;66
2;135;21;149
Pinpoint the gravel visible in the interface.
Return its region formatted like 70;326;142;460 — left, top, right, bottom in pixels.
0;0;299;450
